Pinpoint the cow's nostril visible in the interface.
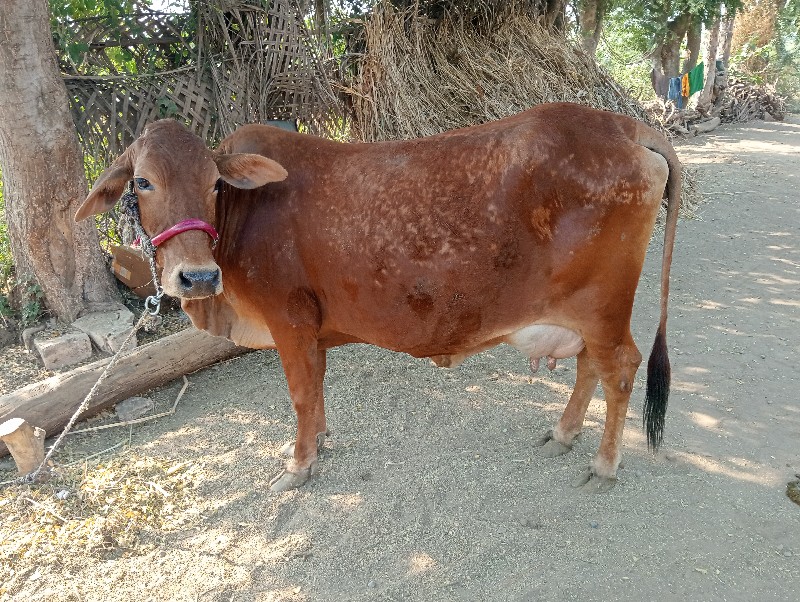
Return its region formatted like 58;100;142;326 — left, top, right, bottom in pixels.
179;269;221;293
179;271;193;289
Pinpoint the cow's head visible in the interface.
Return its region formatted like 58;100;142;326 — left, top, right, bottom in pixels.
75;120;287;299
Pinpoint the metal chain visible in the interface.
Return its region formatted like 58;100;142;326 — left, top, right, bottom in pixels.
120;184;164;315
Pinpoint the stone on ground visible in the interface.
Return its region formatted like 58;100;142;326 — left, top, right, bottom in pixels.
33;332;92;370
72;307;136;354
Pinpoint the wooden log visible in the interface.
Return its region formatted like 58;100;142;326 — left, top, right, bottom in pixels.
0;417;46;475
0;327;252;457
692;116;721;134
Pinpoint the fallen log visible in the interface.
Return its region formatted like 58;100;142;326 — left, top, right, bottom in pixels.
692;116;721;134
0;327;252;457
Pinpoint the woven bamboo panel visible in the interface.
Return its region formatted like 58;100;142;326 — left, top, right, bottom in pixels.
55;11;192;75
66;70;219;167
60;1;343;173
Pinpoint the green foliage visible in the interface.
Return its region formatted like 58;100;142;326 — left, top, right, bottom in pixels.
19;280;45;328
49;0;138;20
0;173;12;318
0;295;12;320
595;6;657;101
730;0;800;108
157;96;179;118
774;0;800;107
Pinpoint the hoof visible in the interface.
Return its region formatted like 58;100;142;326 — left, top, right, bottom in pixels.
535;430;573;457
279;431;329;458
572;468;617;493
541;439;572;458
269;461;318;493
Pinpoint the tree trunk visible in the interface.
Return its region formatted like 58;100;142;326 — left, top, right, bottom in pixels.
0;0;119;323
662;12;692;76
544;0;567;31
651;11;692;96
0;328;252;458
579;0;605;56
697;16;722;114
683;16;703;72
719;13;735;68
712;13;735;110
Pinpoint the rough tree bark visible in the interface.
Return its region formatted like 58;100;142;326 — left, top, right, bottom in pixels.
544;0;567;31
697;16;722;114
0;0;119;322
651;11;692;97
662;12;692;76
719;13;735;67
683;16;703;72
578;0;605;56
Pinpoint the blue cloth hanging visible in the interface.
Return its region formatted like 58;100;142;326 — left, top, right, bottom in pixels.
667;77;683;109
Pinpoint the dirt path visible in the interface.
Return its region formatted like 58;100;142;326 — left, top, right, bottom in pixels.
2;118;799;602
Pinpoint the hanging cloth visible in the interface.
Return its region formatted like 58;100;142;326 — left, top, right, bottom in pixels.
667;77;681;100
667;77;682;107
681;73;690;98
688;62;705;96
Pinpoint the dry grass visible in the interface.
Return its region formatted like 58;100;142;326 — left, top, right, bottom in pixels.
0;453;208;597
342;6;651;142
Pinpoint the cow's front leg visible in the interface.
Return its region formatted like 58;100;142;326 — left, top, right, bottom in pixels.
270;343;328;493
536;349;599;457
572;337;642;493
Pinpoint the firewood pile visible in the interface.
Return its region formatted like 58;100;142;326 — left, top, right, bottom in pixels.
645;76;787;136
643;101;720;136
719;78;786;123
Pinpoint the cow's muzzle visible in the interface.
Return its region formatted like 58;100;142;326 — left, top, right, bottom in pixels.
177;267;222;298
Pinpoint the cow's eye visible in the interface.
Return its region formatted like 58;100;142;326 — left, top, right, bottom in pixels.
134;177;154;191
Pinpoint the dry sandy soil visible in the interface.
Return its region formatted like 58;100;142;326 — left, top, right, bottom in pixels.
1;117;799;601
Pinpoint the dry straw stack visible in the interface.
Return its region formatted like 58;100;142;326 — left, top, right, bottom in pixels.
342;5;653;142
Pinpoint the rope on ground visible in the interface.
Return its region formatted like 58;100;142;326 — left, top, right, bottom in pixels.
0;310;151;488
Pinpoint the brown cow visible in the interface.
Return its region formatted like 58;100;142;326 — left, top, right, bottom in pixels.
76;103;680;493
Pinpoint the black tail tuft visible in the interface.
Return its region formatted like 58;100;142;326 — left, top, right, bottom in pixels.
643;328;671;451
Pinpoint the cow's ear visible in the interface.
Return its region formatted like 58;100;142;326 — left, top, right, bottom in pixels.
215;153;288;189
75;152;133;222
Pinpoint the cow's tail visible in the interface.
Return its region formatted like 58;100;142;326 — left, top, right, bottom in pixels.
635;123;682;451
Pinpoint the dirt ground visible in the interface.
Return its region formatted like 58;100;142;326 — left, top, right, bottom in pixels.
1;117;799;602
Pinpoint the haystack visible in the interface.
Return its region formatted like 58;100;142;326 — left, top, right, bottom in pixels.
341;5;652;142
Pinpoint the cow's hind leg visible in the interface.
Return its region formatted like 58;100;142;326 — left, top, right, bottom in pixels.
536;349;599;457
573;335;642;493
270;342;328;493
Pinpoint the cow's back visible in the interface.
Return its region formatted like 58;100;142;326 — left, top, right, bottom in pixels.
210;104;669;356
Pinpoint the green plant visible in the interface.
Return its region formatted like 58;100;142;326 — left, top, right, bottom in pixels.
19;279;45;328
0;294;12;320
0;169;12;300
594;6;658;101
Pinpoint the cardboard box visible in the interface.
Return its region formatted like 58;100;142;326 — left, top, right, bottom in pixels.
110;244;158;298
